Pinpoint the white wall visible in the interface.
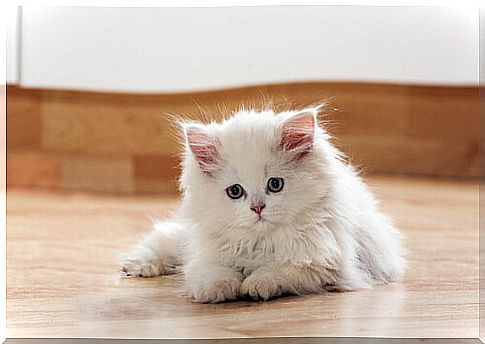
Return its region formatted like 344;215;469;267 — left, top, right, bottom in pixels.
6;6;20;84
19;6;478;93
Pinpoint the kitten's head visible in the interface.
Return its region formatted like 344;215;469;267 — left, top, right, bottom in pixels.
180;107;333;233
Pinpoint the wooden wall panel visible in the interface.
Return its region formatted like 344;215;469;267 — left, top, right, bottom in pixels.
62;155;133;193
312;84;411;136
134;178;179;194
6;83;479;194
7;151;62;188
6;88;42;151
41;98;173;155
133;155;179;180
405;87;479;140
340;136;478;177
133;155;179;193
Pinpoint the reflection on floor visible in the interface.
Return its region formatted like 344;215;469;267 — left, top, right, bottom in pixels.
7;176;478;338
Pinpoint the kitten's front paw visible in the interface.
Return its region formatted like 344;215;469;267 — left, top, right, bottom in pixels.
240;273;285;301
190;277;242;303
118;252;176;278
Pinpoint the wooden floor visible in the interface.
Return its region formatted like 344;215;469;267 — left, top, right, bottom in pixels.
6;176;478;338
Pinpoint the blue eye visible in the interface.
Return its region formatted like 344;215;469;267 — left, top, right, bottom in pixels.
267;177;284;193
226;184;244;199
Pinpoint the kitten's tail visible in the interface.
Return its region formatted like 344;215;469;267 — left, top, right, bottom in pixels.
118;219;186;277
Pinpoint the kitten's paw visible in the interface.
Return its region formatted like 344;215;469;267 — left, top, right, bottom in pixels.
325;283;353;292
118;252;176;278
190;277;242;303
240;274;284;301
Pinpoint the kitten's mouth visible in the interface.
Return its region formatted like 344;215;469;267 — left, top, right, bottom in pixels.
256;215;266;222
254;216;275;226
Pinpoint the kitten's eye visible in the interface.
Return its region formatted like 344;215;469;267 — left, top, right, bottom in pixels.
226;184;244;199
267;177;284;193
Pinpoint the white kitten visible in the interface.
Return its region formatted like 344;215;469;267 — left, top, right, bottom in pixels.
119;107;406;303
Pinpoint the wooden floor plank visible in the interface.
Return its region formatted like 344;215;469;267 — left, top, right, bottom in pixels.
6;176;478;338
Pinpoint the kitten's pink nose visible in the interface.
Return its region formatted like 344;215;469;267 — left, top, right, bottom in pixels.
250;202;266;215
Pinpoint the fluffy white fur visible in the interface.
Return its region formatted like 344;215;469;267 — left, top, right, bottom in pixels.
119;107;406;303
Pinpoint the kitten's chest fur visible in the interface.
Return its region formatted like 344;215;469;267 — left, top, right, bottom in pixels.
231;236;272;276
221;222;337;275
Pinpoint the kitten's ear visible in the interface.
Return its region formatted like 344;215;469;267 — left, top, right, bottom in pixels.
279;108;317;160
184;125;221;175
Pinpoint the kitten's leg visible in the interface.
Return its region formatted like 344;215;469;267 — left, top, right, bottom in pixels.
118;220;183;277
184;258;243;303
240;262;338;300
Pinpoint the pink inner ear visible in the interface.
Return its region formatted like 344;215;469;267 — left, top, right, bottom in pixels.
280;111;315;160
185;126;221;174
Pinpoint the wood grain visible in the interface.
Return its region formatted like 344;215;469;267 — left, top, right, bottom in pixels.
6;87;42;151
133;154;180;179
341;135;478;177
6;176;478;338
62;155;133;193
7;151;62;188
6;82;479;193
41;97;173;156
133;155;180;193
405;86;478;140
